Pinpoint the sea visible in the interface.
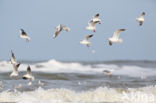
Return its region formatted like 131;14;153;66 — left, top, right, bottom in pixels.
0;59;156;103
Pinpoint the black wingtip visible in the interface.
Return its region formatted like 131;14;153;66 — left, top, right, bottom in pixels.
120;29;126;31
109;41;112;46
16;63;20;68
22;77;28;80
89;34;93;38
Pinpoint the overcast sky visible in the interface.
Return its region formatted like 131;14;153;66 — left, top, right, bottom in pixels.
0;0;156;61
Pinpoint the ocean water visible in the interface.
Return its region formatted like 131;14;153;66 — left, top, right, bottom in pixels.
0;59;156;103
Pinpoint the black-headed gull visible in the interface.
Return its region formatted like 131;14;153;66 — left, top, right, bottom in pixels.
86;20;99;32
22;65;35;85
53;24;70;38
20;29;30;42
10;50;20;79
80;34;93;47
136;12;145;26
10;63;20;78
93;13;101;24
108;29;126;46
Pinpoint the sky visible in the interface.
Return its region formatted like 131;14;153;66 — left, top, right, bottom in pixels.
0;0;156;61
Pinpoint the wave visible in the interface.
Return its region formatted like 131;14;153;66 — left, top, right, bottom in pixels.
0;86;156;103
0;59;156;77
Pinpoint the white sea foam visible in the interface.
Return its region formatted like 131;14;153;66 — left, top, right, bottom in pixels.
0;86;156;103
0;59;156;77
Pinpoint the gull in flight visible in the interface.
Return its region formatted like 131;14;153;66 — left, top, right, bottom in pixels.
20;29;30;42
103;70;112;78
80;34;93;47
108;29;126;46
92;13;101;24
53;24;70;38
86;20;99;32
136;12;145;26
22;65;35;85
10;50;20;79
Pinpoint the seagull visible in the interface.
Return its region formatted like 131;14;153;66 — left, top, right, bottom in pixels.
22;65;35;85
80;34;93;47
10;50;20;79
136;12;145;26
103;70;112;78
19;29;30;42
86;20;99;32
10;50;17;64
53;24;70;38
108;29;126;46
92;13;101;24
10;63;20;79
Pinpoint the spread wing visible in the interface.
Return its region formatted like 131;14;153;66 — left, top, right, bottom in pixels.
53;25;62;38
11;50;17;64
113;29;126;39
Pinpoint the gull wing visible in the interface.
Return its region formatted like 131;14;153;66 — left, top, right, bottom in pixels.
11;50;17;64
27;65;31;74
139;21;143;26
85;34;93;41
112;29;126;39
20;29;27;36
53;25;62;38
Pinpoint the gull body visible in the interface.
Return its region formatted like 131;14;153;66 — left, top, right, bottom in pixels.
108;29;126;46
136;12;145;26
53;24;70;38
10;63;20;78
80;34;93;47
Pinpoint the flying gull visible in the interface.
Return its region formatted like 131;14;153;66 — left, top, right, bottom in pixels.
86;20;99;32
92;13;101;24
53;24;70;38
10;50;20;79
80;34;93;47
103;70;112;78
136;12;145;26
22;65;35;85
108;29;126;46
20;29;30;42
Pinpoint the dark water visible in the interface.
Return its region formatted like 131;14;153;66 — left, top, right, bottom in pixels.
0;60;156;103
